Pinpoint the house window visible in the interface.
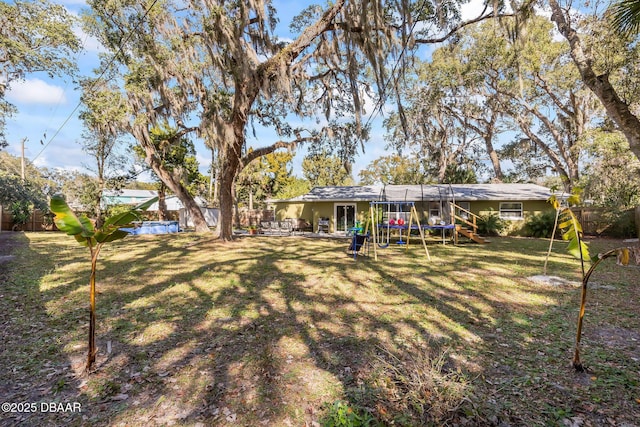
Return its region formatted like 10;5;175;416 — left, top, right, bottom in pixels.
456;202;470;220
499;202;523;220
428;202;441;220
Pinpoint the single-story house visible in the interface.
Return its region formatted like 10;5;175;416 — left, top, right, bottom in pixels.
271;183;554;235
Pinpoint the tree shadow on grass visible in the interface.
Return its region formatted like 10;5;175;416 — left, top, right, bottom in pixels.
12;233;639;426
36;235;544;424
0;232;87;427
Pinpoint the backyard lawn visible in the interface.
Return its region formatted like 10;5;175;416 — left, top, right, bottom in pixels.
0;231;638;426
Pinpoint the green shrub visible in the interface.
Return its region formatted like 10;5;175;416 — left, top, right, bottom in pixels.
320;400;376;427
525;211;558;238
477;210;505;236
10;201;32;230
602;209;636;238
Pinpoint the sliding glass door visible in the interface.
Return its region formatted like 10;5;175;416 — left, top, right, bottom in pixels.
334;204;356;234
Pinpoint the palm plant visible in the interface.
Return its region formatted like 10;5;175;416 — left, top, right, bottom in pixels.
610;0;640;36
50;195;156;372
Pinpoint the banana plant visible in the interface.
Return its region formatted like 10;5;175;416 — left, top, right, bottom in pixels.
553;195;591;276
50;195;157;372
573;246;639;371
544;193;576;275
549;195;639;371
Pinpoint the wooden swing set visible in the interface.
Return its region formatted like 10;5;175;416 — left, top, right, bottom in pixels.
362;201;431;261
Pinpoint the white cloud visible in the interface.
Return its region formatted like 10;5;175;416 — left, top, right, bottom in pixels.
6;79;67;105
32;143;85;169
461;0;489;20
461;0;514;21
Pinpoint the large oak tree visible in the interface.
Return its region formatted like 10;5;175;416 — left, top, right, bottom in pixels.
83;0;509;240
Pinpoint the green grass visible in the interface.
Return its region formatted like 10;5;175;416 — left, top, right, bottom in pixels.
0;232;638;426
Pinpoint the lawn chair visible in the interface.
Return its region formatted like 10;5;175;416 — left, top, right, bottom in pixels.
278;220;293;235
269;221;280;235
259;221;272;234
348;232;370;260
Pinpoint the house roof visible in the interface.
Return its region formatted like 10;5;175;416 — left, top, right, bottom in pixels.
102;189;158;199
274;183;552;203
280;185;382;202
147;195;207;211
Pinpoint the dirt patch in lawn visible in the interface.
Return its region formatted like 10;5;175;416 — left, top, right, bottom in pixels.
589;325;640;360
527;275;581;287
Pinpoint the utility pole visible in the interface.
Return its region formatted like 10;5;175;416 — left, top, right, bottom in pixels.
20;137;27;182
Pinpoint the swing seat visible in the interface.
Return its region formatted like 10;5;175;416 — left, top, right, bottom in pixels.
348;232;370;259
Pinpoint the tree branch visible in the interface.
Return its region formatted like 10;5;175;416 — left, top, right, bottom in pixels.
414;13;515;44
239;136;314;170
534;72;574;119
548;0;640;162
257;0;346;81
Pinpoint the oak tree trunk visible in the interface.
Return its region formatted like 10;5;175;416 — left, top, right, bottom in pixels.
549;0;640;163
217;148;241;241
153;169;208;232
158;184;168;221
485;136;504;181
135;130;210;233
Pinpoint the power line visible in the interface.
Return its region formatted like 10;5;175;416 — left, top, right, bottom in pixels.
31;0;160;163
41;31;92;140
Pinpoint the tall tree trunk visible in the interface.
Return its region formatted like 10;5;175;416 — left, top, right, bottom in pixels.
437;159;448;183
208;148;215;204
549;0;640;163
95;154;105;227
218;153;239;241
155;169;208;232
214;134;301;240
131;125;211;233
157;183;168;221
233;184;240;227
484;136;504;181
133;127;210;233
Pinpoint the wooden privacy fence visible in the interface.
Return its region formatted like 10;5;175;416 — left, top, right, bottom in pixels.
237;208;274;227
571;206;637;237
0;207;54;232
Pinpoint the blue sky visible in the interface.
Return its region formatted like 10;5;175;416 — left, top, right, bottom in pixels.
4;0;486;182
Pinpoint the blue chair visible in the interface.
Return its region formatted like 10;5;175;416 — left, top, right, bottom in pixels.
348;232;370;260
